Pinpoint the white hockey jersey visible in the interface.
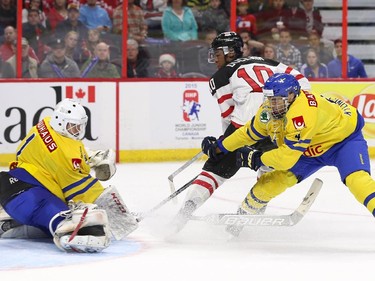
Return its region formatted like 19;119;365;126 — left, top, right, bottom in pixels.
208;56;311;132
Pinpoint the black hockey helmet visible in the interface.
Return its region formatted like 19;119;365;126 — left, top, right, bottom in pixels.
208;31;243;63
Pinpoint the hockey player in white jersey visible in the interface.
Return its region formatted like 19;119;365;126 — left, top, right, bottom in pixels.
171;31;311;233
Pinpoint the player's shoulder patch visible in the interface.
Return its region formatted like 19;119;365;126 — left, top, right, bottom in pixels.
291;115;305;130
260;110;271;123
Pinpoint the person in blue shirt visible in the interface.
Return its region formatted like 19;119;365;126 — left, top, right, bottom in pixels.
78;0;112;32
161;0;198;41
300;48;328;78
327;39;367;78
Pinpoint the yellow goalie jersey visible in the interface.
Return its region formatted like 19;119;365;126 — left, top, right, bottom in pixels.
222;90;359;170
11;117;104;203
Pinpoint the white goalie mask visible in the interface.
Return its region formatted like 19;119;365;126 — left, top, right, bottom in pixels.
50;99;88;140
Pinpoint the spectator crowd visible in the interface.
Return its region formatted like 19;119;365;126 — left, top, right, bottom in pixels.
0;0;368;78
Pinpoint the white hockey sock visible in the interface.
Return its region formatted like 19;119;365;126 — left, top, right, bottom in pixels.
183;171;226;209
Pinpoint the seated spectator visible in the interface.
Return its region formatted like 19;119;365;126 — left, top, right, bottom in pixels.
22;0;47;27
238;30;264;56
275;28;302;70
283;0;308;39
248;0;270;15
116;0;147;43
256;0;288;41
81;28;102;60
186;0;210;26
301;30;333;65
0;25;16;60
236;0;257;38
327;39;367;78
197;28;217;77
56;3;88;42
0;0;17;36
46;0;68;32
22;8;50;62
300;48;328;78
2;37;38;78
242;40;250;57
300;0;324;37
161;0;198;41
263;43;277;60
81;42;120;78
127;38;149;78
139;0;167;31
64;30;87;68
200;0;229;34
79;0;112;33
0;25;39;62
38;37;81;77
153;53;180;78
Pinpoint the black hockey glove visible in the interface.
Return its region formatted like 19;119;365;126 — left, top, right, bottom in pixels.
236;146;263;171
201;136;224;162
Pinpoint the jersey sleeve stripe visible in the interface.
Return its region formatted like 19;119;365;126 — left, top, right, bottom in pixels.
295;74;305;80
285;66;293;74
249;118;265;139
217;93;233;104
62;175;92;192
65;177;99;201
221;106;234;118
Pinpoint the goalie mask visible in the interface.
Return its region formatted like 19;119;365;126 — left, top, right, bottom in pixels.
208;31;243;63
263;73;301;119
50;99;88;140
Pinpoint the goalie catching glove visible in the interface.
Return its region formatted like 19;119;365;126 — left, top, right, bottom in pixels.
87;148;116;181
236;146;263;171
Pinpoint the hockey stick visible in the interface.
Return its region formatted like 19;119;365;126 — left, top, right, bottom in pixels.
168;151;204;203
190;178;322;227
133;175;198;222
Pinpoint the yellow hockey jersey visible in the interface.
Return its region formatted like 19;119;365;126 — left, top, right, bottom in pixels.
222;90;359;170
11;117;104;203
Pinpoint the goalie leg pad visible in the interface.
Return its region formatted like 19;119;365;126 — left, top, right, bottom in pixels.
52;204;111;253
95;185;138;240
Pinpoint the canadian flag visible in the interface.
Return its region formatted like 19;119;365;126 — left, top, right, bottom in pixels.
66;86;95;103
292;116;305;130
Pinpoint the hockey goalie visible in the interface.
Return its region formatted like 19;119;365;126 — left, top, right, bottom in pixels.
0;99;138;253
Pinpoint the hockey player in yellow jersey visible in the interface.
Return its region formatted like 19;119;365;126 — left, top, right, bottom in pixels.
0;99;138;252
203;73;375;235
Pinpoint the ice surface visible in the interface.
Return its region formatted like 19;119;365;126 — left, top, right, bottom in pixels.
1;160;375;281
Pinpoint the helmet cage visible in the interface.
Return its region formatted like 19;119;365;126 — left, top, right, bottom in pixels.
265;96;290;119
50;99;88;140
262;73;301;119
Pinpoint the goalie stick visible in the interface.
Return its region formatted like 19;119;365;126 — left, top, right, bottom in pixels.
168;151;204;201
190;178;322;227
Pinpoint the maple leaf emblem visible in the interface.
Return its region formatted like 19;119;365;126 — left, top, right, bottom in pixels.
76;88;86;99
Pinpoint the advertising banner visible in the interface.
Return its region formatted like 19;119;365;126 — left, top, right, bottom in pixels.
312;82;375;146
0;82;116;165
120;81;222;150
